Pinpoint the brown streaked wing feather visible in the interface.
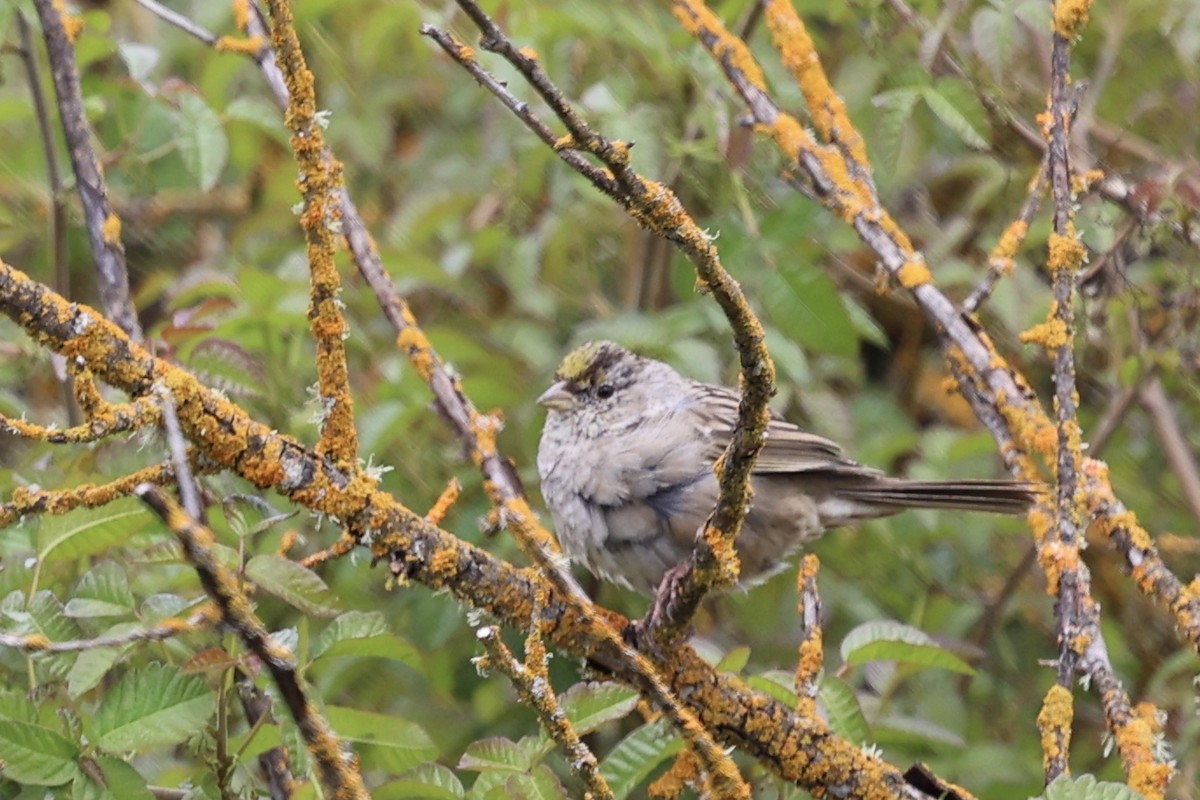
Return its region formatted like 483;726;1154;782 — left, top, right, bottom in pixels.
690;383;880;476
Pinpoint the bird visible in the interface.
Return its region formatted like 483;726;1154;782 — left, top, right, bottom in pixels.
535;340;1037;596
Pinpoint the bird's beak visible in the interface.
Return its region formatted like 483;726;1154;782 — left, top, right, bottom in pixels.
537;380;575;412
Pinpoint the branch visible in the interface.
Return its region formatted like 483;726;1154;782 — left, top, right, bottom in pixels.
0;259;942;799
30;0;142;340
137;486;369;800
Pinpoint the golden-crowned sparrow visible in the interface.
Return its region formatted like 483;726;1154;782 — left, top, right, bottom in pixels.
537;341;1036;595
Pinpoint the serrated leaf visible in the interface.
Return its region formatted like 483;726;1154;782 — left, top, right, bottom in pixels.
554;682;639;737
37;504;151;563
311;610;418;665
920;85;989;150
818;677;870;744
374;763;465;800
65;563;134;618
91;664;216;752
459;737;536;773
872;87;921;170
174;92;228;191
1039;774;1145;800
970;7;1013;80
840;621;975;675
502;765;567;800
762;260;858;357
72;756;153;800
598;720;682;800
67;623;140;699
245;554;342;617
0;720;80;785
325;706;437;771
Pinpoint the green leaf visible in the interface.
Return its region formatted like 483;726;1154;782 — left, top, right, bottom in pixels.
840;621;975;675
819;677;870;744
919;85;989;150
91;664;216;752
245;554;342;617
598;720;682;800
970;6;1014;80
71;756;153;800
872;87;921;170
0;720;80;785
458;737;536;773
174;92;229;191
500;765;567;800
716;646;751;674
325;706;437;772
0;689;38;723
67;623;140;699
553;682;639;737
37;503;151;563
374;763;465;800
747;671;799;707
1039;774;1145;800
65;563;134;618
223;96;289;145
311;610;419;665
761;259;858;357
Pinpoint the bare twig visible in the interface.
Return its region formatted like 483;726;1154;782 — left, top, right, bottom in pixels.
30;0;141;340
1139;377;1200;523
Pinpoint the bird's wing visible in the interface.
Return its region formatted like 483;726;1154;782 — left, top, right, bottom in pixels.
691;383;882;476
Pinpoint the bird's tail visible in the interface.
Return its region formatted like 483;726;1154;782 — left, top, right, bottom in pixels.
829;478;1040;517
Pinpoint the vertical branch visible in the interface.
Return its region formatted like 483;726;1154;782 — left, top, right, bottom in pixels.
259;0;358;465
29;0;142;341
1036;0;1093;783
793;555;822;719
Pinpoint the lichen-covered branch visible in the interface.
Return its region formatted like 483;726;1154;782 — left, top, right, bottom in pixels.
0;259;941;799
30;0;142;340
429;0;776;655
260;0;357;466
474;619;614;800
137;485;369;800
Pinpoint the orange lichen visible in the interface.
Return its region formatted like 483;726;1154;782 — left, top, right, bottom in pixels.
1019;318;1070;349
1047;231;1085;276
1036;684;1074;772
649;747;702;799
1053;0;1094;39
897;260;932;288
1072;168;1105;194
396;327;436;382
672;0;767;91
215;35;265;55
989;220;1028;274
102;214;121;245
53;0;84;42
231;0;253;31
764;0;870;167
518;46;538;60
424;478;461;526
23;634;53;652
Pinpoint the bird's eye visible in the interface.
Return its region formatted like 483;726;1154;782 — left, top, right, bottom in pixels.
596;383;615;399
